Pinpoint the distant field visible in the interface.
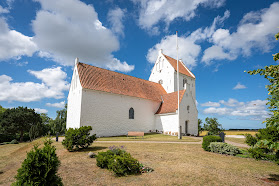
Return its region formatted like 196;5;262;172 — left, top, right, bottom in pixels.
97;133;201;142
200;130;258;136
1;138;278;185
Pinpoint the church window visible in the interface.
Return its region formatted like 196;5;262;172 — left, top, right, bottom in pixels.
187;106;190;113
183;79;187;88
129;108;134;119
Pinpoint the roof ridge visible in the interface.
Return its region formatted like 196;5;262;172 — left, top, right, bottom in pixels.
162;53;195;79
78;62;163;87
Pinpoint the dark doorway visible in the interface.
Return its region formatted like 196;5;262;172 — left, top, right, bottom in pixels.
185;121;188;134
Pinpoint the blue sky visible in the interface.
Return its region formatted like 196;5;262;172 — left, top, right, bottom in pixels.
0;0;278;129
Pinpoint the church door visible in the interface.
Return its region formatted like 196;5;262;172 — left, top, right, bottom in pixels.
185;121;188;134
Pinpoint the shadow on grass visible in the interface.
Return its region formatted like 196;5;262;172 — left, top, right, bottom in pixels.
261;174;279;184
268;174;279;181
78;146;107;152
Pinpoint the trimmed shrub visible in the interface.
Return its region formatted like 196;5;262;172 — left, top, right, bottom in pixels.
96;146;141;176
10;139;19;144
62;126;96;151
202;135;222;151
209;142;240;156
245;134;257;146
12;139;62;185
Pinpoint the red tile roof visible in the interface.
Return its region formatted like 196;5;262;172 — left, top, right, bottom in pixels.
163;54;195;79
77;62;167;102
155;89;186;114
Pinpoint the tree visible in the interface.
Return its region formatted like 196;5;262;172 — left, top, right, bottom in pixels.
198;119;203;136
0;107;42;142
0;105;6;120
246;31;279;163
49;104;67;135
203;117;223;135
40;113;52;135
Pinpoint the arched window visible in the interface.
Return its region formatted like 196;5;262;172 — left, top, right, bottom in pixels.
129;108;134;119
187;106;190;113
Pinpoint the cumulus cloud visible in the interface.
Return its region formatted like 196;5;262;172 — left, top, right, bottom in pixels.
202;2;279;63
0;67;69;102
132;0;226;33
0;5;9;13
202;99;269;120
233;82;247;90
107;7;126;37
46;101;65;108
147;34;201;69
201;101;220;107
0;17;38;61
32;0;134;72
34;108;48;114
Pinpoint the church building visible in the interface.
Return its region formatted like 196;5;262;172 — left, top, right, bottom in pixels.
66;50;198;137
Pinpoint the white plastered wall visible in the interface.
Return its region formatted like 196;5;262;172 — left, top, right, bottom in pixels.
179;84;198;135
155;113;178;133
80;89;161;137
66;65;82;129
174;72;196;101
149;51;175;93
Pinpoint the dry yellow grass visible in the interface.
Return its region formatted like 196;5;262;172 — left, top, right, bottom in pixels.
200;130;258;136
225;137;246;144
1;138;278;185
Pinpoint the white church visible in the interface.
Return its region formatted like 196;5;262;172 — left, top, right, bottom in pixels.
66;50;198;137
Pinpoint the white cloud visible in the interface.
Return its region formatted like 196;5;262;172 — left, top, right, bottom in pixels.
203;99;269;120
147;34;201;69
107;7;126;37
132;0;226;33
0;67;69;102
202;2;279;63
233;82;247;90
201;101;220;107
0;17;38;61
46;101;65;108
35;108;48;114
202;45;235;64
106;58;135;72
0;5;9;13
32;0;134;72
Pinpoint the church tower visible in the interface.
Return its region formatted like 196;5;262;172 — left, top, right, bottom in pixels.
149;49;196;100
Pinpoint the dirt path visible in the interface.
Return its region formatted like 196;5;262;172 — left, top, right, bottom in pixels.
225;140;249;148
53;137;248;148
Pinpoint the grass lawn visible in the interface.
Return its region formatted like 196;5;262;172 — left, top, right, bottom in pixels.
97;133;201;142
225;137;246;144
1;138;279;185
200;130;258;136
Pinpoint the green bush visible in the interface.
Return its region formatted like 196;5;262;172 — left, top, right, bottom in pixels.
12;139;62;185
96;146;141;176
209;142;240;156
248;141;279;165
62;126;96;151
96;151;115;168
107;153;141;176
245;134;257;146
202;135;222;151
10;139;19;144
256;126;279;142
